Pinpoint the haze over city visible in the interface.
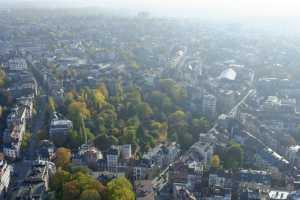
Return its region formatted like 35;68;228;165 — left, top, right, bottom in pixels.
3;0;300;18
1;0;300;199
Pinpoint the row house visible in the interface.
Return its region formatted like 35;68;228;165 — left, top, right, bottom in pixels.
2;104;28;160
12;160;55;200
0;154;11;199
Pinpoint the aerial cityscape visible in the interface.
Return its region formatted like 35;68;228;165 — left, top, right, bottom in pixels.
1;1;300;200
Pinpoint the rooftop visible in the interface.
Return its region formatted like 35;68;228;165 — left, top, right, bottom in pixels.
269;190;289;200
218;68;237;81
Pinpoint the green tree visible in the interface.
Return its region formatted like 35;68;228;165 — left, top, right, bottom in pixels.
168;110;187;131
63;180;81;200
74;172;106;195
177;132;194;150
48;96;56;113
54;147;72;169
21;132;31;151
224;143;244;169
191;117;210;139
68;101;91;121
80;189;101;200
68;101;91;133
211;154;221;169
68;129;81;149
148;121;168;141
96;83;109;99
0;69;7;88
50;170;72;199
159;79;187;102
94;135;119;151
136;102;153;120
107;177;135;200
126;88;142;105
148;91;173;113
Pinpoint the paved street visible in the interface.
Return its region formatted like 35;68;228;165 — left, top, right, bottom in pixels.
28;94;48;159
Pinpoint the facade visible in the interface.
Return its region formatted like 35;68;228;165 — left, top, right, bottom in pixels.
286;145;300;168
269;190;289;200
12;160;54;200
173;183;197;200
184;141;214;166
120;144;132;160
37;140;55;160
202;94;217;118
49;116;73;143
7;58;27;72
239;169;271;185
143;143;181;168
2;105;27;160
0;154;11;199
16;96;34;120
106;148;119;168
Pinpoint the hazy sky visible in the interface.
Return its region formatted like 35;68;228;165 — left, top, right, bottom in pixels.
3;0;300;18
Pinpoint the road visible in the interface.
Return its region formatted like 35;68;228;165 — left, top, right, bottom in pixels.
8;65;48;198
28;94;48;159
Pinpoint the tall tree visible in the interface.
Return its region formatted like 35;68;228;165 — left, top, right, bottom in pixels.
80;189;101;200
211;154;221;169
54;148;72;169
62;180;81;200
107;177;135;200
224;143;244;169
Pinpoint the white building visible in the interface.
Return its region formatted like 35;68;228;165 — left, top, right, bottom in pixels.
286;145;300;166
49;118;73;139
7;58;27;71
0;154;11;198
106;148;119;168
16;96;34;120
183;141;214;167
3;105;27;160
143;143;181;168
120;144;132;160
269;190;289;200
202;94;217;118
3;144;21;160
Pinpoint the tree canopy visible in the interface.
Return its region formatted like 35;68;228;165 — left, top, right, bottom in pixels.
106;177;135;200
53;147;72;169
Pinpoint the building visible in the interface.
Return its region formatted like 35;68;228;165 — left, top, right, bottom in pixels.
288;191;300;200
6;105;27;128
202;94;217;118
143;143;181;168
173;183;197;200
183;141;214;167
0;154;11;199
209;174;227;189
134;180;155;200
120;144;132;160
2;105;27;160
49;115;73;144
269;190;289;200
7;58;27;72
239;188;264;200
80;145;103;168
37;140;55;161
286;145;300;166
12;160;55;200
16;96;34;120
218;68;237;81
239;169;271;185
106;147;119;169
